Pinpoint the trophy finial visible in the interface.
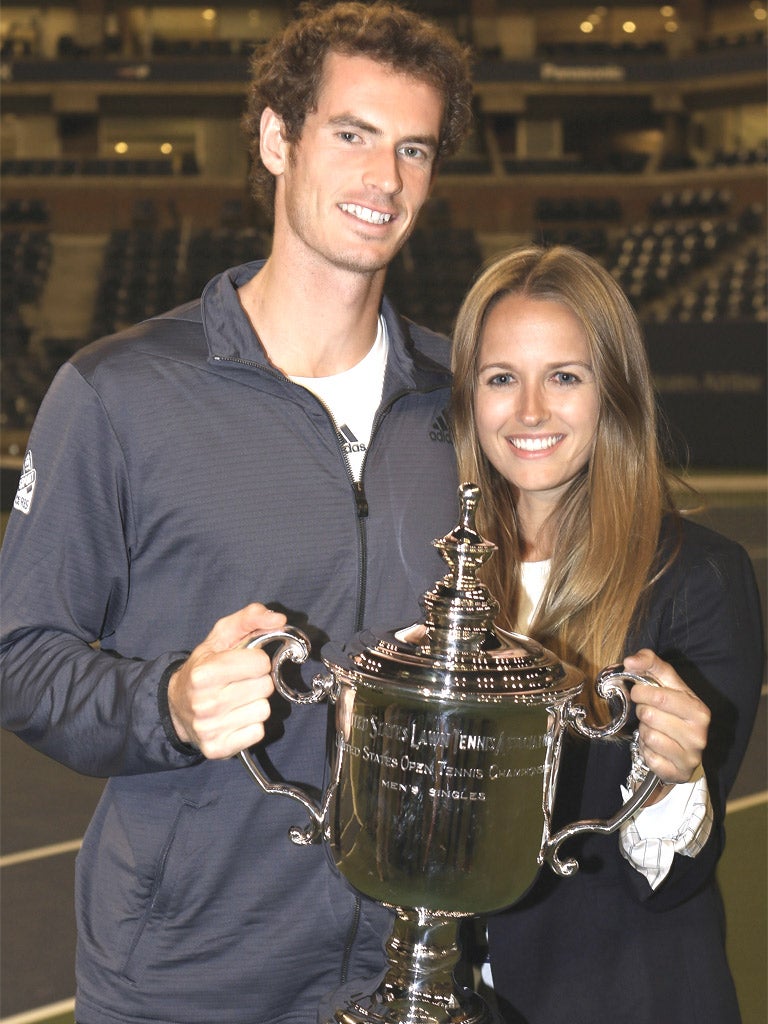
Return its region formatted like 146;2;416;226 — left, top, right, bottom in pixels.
459;481;480;531
419;482;500;659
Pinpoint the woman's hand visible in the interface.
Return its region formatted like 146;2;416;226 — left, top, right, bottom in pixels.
624;648;711;796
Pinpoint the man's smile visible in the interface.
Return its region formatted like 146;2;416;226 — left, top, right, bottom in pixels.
339;202;395;225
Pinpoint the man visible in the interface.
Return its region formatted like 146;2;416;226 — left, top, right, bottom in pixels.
0;4;473;1022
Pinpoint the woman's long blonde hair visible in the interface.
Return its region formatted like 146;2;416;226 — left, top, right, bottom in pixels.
451;245;678;722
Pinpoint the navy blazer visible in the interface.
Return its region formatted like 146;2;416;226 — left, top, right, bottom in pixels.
487;516;764;1024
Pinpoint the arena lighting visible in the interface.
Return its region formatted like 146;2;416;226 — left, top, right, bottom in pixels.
201;8;217;21
114;141;128;154
660;5;675;16
580;8;603;34
622;20;637;33
160;142;173;154
665;20;679;31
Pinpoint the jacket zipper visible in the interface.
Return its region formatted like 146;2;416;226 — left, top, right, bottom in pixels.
213;354;412;633
349;388;412;631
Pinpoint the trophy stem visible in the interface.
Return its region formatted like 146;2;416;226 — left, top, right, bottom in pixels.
318;907;499;1024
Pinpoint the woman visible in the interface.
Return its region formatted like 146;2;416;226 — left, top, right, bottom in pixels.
451;245;763;1023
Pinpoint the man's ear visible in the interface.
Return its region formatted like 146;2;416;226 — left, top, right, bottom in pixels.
260;107;288;175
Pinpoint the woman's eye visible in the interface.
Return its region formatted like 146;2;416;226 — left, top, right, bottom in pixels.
488;373;513;387
553;371;579;385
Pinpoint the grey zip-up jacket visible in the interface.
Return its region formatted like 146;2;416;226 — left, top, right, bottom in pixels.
0;261;460;1023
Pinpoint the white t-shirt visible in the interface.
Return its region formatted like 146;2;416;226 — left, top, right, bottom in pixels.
289;317;388;481
517;560;550;631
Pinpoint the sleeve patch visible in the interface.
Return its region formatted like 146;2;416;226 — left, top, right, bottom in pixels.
12;450;37;515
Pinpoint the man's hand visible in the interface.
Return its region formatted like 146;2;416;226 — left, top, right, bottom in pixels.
168;603;288;759
624;648;711;791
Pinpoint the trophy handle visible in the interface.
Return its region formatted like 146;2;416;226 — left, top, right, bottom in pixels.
539;667;664;877
236;627;338;845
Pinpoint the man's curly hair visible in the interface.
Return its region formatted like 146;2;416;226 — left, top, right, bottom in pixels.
242;1;473;214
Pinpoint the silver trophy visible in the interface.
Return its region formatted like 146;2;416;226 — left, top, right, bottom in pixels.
239;483;661;1023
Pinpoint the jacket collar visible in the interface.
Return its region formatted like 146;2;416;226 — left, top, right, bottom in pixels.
200;260;450;396
201;260;271;367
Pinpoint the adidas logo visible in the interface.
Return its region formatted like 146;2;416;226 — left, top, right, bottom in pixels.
430;411;452;444
338;424;367;455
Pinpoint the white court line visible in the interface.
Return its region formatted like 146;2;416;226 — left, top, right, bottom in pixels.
682;473;767;494
0;998;74;1024
727;790;768;812
0;839;81;869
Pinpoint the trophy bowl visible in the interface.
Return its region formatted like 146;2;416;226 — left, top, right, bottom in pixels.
239;483;661;1023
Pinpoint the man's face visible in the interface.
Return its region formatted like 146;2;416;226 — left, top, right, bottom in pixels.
274;52;444;276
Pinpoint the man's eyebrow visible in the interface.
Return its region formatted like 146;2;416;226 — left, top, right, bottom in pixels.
327;113;438;151
328;113;379;134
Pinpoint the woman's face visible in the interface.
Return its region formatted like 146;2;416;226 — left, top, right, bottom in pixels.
473;293;600;530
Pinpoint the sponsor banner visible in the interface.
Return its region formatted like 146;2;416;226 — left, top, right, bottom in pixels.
646;322;766;470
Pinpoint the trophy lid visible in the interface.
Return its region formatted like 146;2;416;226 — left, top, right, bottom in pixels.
321;483;583;703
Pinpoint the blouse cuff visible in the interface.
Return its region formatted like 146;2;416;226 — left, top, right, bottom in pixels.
619;774;713;890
